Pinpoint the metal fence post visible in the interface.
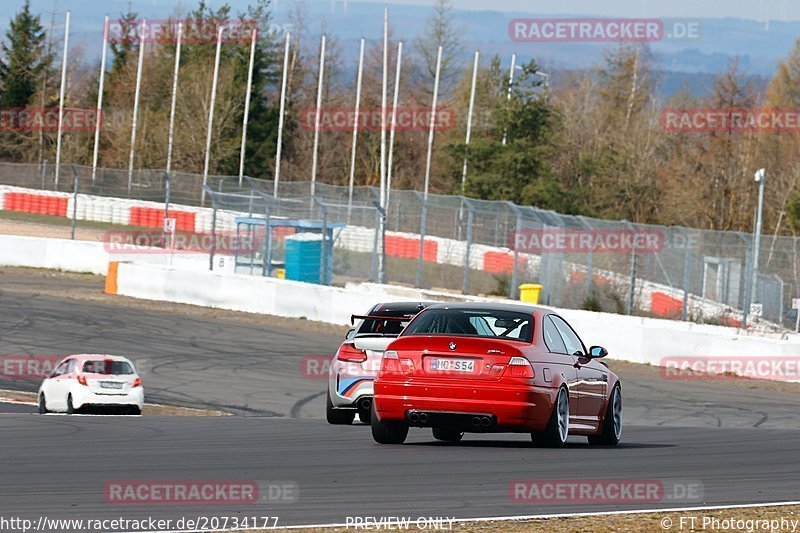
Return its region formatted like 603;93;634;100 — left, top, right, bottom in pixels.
320;201;328;285
371;207;380;282
263;202;272;278
737;232;752;328
208;189;217;271
680;228;692;321
463;205;474;294
378;203;387;285
626;221;638;315
41;160;48;190
163;172;172;249
416;197;428;288
70;165;79;240
508;203;522;300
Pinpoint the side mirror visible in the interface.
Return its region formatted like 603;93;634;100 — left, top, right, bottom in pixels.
345;328;355;340
589;346;608;359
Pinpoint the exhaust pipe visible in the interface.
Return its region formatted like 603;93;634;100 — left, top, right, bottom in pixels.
409;412;420;423
358;398;372;411
481;416;491;427
472;417;482;427
418;413;429;423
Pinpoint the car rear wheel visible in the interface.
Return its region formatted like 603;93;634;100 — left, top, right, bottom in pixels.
66;394;75;415
38;394;48;415
326;393;355;425
533;386;569;448
432;428;463;442
588;385;622;446
370;404;408;444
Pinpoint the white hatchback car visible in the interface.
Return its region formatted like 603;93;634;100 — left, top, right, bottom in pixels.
38;354;144;415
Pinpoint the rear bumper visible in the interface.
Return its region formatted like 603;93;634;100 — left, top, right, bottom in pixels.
374;380;557;432
73;387;144;409
329;374;375;408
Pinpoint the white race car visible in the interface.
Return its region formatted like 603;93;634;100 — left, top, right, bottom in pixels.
38;354;144;415
326;302;431;424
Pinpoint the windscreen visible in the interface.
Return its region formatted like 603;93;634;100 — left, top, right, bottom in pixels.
355;316;411;337
403;309;533;343
82;360;134;375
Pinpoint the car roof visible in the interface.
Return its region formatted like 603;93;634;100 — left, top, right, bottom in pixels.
369;302;435;315
64;354;132;362
424;301;543;314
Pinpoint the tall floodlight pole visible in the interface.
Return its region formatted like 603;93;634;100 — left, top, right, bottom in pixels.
461;50;479;193
380;6;389;210
238;27;258;185
423;46;442;200
166;22;183;175
201;26;224;206
127;18;146;197
310;34;326;201
54;11;70;190
347;38;365;216
386;41;403;207
501;52;516;146
90;15;109;182
274;32;290;198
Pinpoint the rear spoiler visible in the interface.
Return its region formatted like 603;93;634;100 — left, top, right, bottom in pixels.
350;314;415;326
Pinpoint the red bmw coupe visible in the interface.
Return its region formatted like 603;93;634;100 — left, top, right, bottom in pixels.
371;303;621;447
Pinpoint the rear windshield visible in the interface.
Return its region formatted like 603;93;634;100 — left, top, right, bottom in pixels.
356;316;411;337
82;360;134;375
403;309;533;343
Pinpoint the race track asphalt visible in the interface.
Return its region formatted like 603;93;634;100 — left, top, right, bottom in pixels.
1;273;799;530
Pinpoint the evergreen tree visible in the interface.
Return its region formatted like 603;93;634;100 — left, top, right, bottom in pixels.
0;0;50;108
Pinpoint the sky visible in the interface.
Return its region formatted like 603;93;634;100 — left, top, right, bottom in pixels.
338;0;796;20
22;0;800;22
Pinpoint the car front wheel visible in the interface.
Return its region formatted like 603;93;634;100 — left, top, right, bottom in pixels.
38;394;48;415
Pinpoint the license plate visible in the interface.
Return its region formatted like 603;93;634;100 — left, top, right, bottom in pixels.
100;382;123;389
430;358;475;373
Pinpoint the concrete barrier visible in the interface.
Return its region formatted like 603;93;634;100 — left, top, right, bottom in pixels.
2;233;798;381
107;261;800;379
110;262;383;325
0;235;233;276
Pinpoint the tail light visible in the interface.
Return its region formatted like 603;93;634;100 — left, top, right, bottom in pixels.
378;351;414;376
379;350;402;376
507;357;534;378
77;375;88;386
337;344;367;363
133;377;142;388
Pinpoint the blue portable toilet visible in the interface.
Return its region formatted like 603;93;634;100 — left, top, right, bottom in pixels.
285;233;323;283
